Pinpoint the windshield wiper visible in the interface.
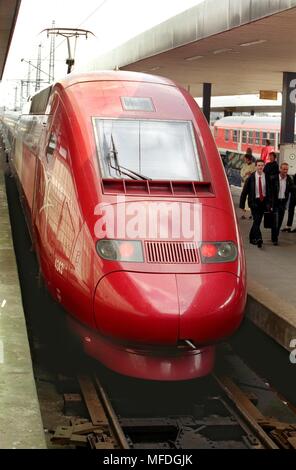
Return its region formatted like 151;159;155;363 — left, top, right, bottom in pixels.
107;134;152;181
118;164;152;181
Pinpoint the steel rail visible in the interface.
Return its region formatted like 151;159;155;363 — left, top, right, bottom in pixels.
94;375;130;449
214;374;279;449
77;374;129;449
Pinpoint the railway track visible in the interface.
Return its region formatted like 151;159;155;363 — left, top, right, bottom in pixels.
4;159;296;451
51;371;296;450
52;374;129;449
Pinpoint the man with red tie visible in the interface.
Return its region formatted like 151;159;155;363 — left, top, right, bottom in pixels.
240;160;269;248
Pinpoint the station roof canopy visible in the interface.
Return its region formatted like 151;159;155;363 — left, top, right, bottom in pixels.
0;0;21;80
88;0;296;97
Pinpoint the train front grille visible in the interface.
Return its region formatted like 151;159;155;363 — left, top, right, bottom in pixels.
144;241;199;264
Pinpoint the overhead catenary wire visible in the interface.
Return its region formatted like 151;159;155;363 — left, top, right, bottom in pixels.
4;0;110;106
42;0;109;65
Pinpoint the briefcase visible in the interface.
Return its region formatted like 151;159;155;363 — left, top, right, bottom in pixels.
264;211;275;229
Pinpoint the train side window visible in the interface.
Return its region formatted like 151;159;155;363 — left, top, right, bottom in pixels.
30;86;52;114
242;131;247;144
46;132;57;163
269;132;275;147
233;130;238;143
262;132;268;142
225;129;230;142
248;131;254;144
255;132;261;145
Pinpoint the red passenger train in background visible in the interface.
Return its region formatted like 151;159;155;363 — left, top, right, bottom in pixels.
0;71;246;381
213;116;284;186
214;116;281;158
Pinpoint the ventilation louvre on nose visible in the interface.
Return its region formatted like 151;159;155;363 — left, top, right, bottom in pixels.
145;241;199;264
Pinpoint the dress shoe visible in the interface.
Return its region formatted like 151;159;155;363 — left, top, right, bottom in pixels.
273;241;279;246
291;228;296;233
281;228;291;232
257;240;263;248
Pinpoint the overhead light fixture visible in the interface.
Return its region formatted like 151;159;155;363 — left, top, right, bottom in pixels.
240;39;267;47
213;48;233;55
185;55;204;62
150;66;161;71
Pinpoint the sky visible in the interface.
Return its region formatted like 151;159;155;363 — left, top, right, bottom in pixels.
1;0;203;108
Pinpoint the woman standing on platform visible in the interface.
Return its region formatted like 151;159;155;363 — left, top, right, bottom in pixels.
261;139;274;163
240;154;256;219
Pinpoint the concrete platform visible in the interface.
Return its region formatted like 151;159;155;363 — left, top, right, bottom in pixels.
232;186;296;353
0;151;46;448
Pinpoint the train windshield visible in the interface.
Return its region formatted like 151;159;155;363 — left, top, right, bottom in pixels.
93;119;203;181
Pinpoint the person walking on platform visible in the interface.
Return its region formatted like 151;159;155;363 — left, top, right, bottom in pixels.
281;174;296;233
241;154;256;184
246;147;256;163
240;154;256;219
269;163;294;245
261;139;274;163
240;160;269;248
264;152;279;182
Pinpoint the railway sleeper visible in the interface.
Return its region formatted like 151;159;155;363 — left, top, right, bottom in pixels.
52;422;115;448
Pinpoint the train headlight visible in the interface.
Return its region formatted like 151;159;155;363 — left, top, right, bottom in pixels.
200;242;237;264
96;240;144;262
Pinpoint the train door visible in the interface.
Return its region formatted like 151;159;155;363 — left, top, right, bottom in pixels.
46;144;64;295
32;111;52;226
34;99;63;293
47;106;77;306
54;197;75;305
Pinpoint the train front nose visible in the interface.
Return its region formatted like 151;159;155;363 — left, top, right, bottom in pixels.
92;271;216;380
93;270;245;345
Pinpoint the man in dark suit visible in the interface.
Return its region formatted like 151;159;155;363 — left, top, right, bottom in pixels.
269;163;295;245
282;173;296;232
264;152;279;181
240;160;269;248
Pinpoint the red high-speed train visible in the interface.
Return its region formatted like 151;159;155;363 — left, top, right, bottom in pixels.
0;71;246;381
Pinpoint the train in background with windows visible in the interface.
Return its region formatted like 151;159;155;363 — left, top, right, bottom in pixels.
214;116;282;186
0;71;246;381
